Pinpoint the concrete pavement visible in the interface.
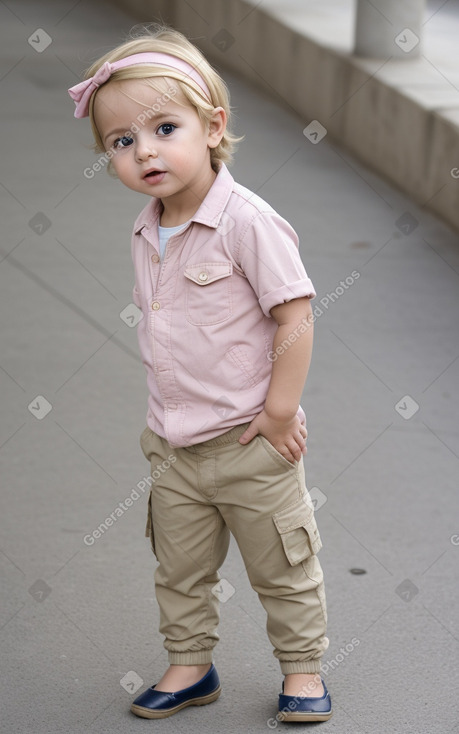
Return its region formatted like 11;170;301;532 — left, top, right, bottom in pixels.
1;1;458;732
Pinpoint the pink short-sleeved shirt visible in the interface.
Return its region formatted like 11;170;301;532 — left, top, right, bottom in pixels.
131;163;316;448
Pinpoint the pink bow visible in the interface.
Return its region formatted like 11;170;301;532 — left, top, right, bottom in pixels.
68;52;211;119
68;61;113;119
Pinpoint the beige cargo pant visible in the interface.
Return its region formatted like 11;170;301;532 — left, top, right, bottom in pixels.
140;421;329;675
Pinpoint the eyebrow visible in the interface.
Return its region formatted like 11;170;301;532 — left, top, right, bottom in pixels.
103;112;182;144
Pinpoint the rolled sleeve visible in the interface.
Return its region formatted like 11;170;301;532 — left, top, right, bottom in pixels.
238;211;316;318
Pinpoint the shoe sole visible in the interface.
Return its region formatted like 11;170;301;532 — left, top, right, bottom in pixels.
278;709;333;722
130;685;222;719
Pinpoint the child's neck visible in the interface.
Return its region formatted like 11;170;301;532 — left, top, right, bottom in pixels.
159;207;192;228
159;168;217;227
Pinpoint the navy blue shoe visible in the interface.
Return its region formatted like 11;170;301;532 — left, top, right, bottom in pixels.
278;678;332;722
130;664;221;719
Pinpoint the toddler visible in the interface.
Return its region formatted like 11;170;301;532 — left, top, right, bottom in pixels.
69;24;332;723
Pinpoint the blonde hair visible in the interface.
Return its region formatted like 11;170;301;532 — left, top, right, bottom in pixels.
83;24;242;173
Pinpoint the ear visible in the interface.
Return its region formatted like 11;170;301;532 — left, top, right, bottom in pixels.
207;106;227;149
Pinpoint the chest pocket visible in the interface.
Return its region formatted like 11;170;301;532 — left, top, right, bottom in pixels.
184;261;233;326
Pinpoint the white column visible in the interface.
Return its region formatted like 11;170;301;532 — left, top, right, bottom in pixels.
354;0;426;58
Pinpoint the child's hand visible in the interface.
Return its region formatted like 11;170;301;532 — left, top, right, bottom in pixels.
238;409;308;464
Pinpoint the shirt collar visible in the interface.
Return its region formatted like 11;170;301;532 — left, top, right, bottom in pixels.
134;163;234;236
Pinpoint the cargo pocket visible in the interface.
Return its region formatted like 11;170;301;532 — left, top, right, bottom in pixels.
273;496;322;565
144;490;157;557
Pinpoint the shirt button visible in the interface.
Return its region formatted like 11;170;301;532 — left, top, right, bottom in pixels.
198;271;208;282
151;301;160;310
151;253;160;263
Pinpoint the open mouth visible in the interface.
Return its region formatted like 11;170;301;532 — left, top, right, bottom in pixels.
143;170;165;179
142;170;167;185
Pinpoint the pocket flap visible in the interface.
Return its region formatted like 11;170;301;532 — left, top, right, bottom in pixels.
273;496;322;564
184;261;232;286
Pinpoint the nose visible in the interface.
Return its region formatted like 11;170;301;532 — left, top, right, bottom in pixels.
135;133;158;162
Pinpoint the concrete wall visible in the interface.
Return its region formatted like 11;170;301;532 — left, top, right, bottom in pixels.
110;0;459;233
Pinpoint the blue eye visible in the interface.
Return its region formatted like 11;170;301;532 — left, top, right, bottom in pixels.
157;123;176;136
113;136;134;149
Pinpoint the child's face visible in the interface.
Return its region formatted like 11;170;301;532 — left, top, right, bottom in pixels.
93;79;225;201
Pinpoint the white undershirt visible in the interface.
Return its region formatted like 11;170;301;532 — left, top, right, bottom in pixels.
158;221;190;260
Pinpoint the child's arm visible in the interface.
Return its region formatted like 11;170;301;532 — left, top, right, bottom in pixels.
239;296;314;463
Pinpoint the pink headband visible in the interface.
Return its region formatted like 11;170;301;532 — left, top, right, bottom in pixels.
68;52;211;118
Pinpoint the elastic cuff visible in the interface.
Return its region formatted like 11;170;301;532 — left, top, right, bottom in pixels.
168;650;214;665
280;660;322;675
